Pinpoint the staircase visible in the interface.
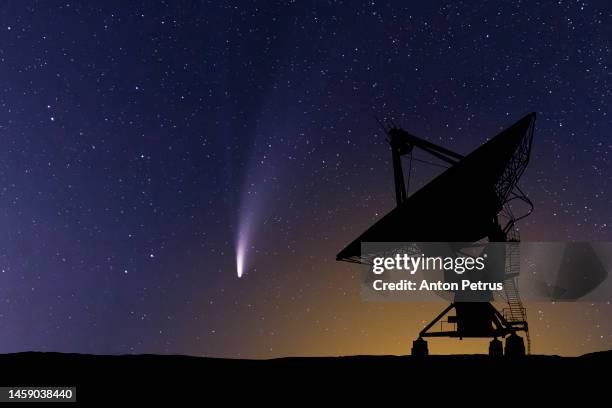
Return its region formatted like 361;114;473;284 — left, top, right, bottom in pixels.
502;239;531;354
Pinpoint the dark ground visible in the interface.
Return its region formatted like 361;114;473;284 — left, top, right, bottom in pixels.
0;351;608;404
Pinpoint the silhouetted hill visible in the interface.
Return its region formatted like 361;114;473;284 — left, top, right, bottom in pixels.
0;351;609;403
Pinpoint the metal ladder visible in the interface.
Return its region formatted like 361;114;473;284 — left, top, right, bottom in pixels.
502;239;531;354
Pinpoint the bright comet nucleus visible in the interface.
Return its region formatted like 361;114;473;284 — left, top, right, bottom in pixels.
235;211;254;278
236;236;246;278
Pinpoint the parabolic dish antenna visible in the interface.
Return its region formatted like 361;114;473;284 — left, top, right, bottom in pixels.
337;113;536;356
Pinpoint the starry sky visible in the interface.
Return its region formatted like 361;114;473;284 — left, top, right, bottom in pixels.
0;1;611;357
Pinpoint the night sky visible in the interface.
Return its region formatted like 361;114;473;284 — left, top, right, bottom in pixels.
0;1;611;357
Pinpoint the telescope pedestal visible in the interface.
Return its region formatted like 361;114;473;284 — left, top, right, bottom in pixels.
410;301;528;356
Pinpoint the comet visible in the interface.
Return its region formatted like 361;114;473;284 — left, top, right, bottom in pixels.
234;134;276;278
235;205;255;278
236;231;247;278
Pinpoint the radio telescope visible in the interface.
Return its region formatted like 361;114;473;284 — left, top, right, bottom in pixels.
337;113;536;356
